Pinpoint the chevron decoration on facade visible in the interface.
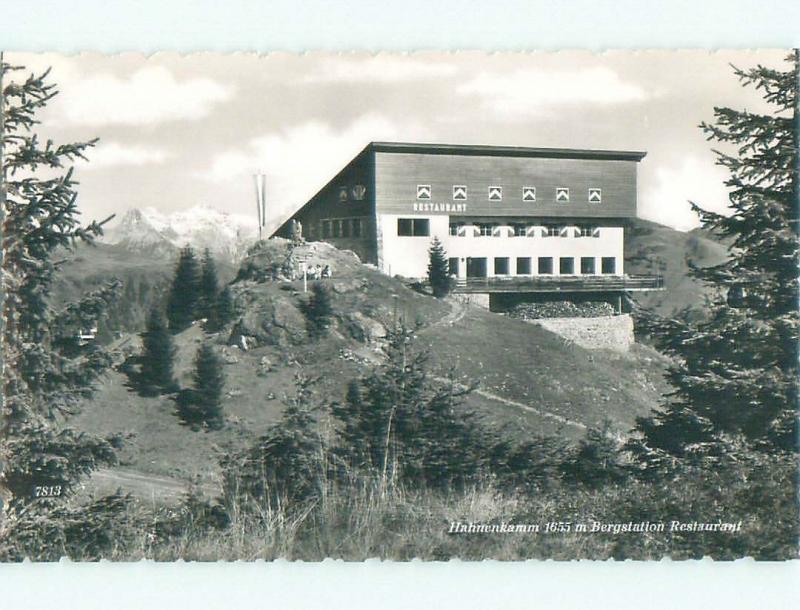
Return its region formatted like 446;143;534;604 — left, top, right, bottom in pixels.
488;186;502;201
453;185;467;200
522;186;536;201
338;186;348;202
556;187;569;202
417;184;431;199
589;188;602;203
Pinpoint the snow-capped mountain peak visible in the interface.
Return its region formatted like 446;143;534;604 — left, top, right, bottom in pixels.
103;205;259;261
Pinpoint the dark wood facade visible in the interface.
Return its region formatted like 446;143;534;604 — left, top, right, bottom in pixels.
275;141;646;266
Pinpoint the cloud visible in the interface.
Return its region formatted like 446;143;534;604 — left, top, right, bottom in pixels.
78;141;171;170
457;66;649;118
200;114;418;227
641;155;731;231
303;55;458;83
56;65;233;126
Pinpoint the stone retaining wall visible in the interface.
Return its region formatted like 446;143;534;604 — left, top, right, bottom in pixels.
529;314;634;352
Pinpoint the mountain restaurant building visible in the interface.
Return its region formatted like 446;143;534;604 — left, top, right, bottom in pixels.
275;142;663;310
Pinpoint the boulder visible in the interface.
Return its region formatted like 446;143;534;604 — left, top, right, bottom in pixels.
344;311;387;344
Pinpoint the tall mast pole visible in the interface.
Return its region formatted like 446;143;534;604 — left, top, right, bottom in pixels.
254;173;267;242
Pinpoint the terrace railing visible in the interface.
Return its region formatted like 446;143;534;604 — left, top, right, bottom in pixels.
452;274;664;293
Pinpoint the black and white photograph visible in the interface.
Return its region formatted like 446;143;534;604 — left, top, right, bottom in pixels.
0;48;797;562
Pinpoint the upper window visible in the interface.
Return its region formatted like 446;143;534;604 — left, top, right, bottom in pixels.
588;188;602;203
416;185;431;200
453;185;467;201
488;186;503;201
351;184;367;201
397;218;430;236
338;187;348;202
556;187;570;202
522;186;536;202
479;223;496;237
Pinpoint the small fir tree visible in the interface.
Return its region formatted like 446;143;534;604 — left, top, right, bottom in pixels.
139;306;176;394
221;375;322;511
301;282;334;340
215;285;235;327
427;236;452;298
166;246;201;332
178;343;225;430
198;248;219;322
333;322;487;488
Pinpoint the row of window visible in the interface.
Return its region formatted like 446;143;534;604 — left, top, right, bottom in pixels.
321;217;364;239
417;184;602;204
394;219;602;238
448;223;600;238
453;256;617;276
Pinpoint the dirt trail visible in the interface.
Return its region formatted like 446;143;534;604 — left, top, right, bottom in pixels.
90;468;220;503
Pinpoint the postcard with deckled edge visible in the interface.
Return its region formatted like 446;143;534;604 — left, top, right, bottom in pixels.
0;50;796;561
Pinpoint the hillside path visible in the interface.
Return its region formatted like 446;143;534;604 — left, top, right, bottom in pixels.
430;375;588;433
90;468;220;503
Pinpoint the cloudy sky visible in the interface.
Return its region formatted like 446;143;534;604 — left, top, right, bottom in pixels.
11;50;789;232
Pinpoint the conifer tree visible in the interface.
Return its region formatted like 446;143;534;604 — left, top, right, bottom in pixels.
198;248;219;322
216;285;235;327
427;236;452;298
139;305;176;394
166;246;201;332
301;282;334;340
631;51;799;461
221;375;322;510
333;323;486;488
178;343;225;430
1;56;124;554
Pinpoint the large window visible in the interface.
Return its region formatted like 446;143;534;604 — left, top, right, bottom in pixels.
538;257;553;275
513;224;527;237
342;219;351;238
559;257;575;275
397;218;430;236
449;223;461;236
494;257;510;275
333;219;341;238
545;225;559;238
601;257;617;274
580;257;596;274
352;218;362;238
322;220;331;239
516;257;531;275
479;223;495;237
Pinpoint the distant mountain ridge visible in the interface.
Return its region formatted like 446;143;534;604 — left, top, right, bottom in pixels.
102;206;258;262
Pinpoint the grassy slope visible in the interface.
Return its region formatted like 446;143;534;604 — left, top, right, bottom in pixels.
625;218;729;316
72;240;670;500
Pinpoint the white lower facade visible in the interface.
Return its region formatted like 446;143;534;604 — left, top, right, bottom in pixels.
376;213;625;279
